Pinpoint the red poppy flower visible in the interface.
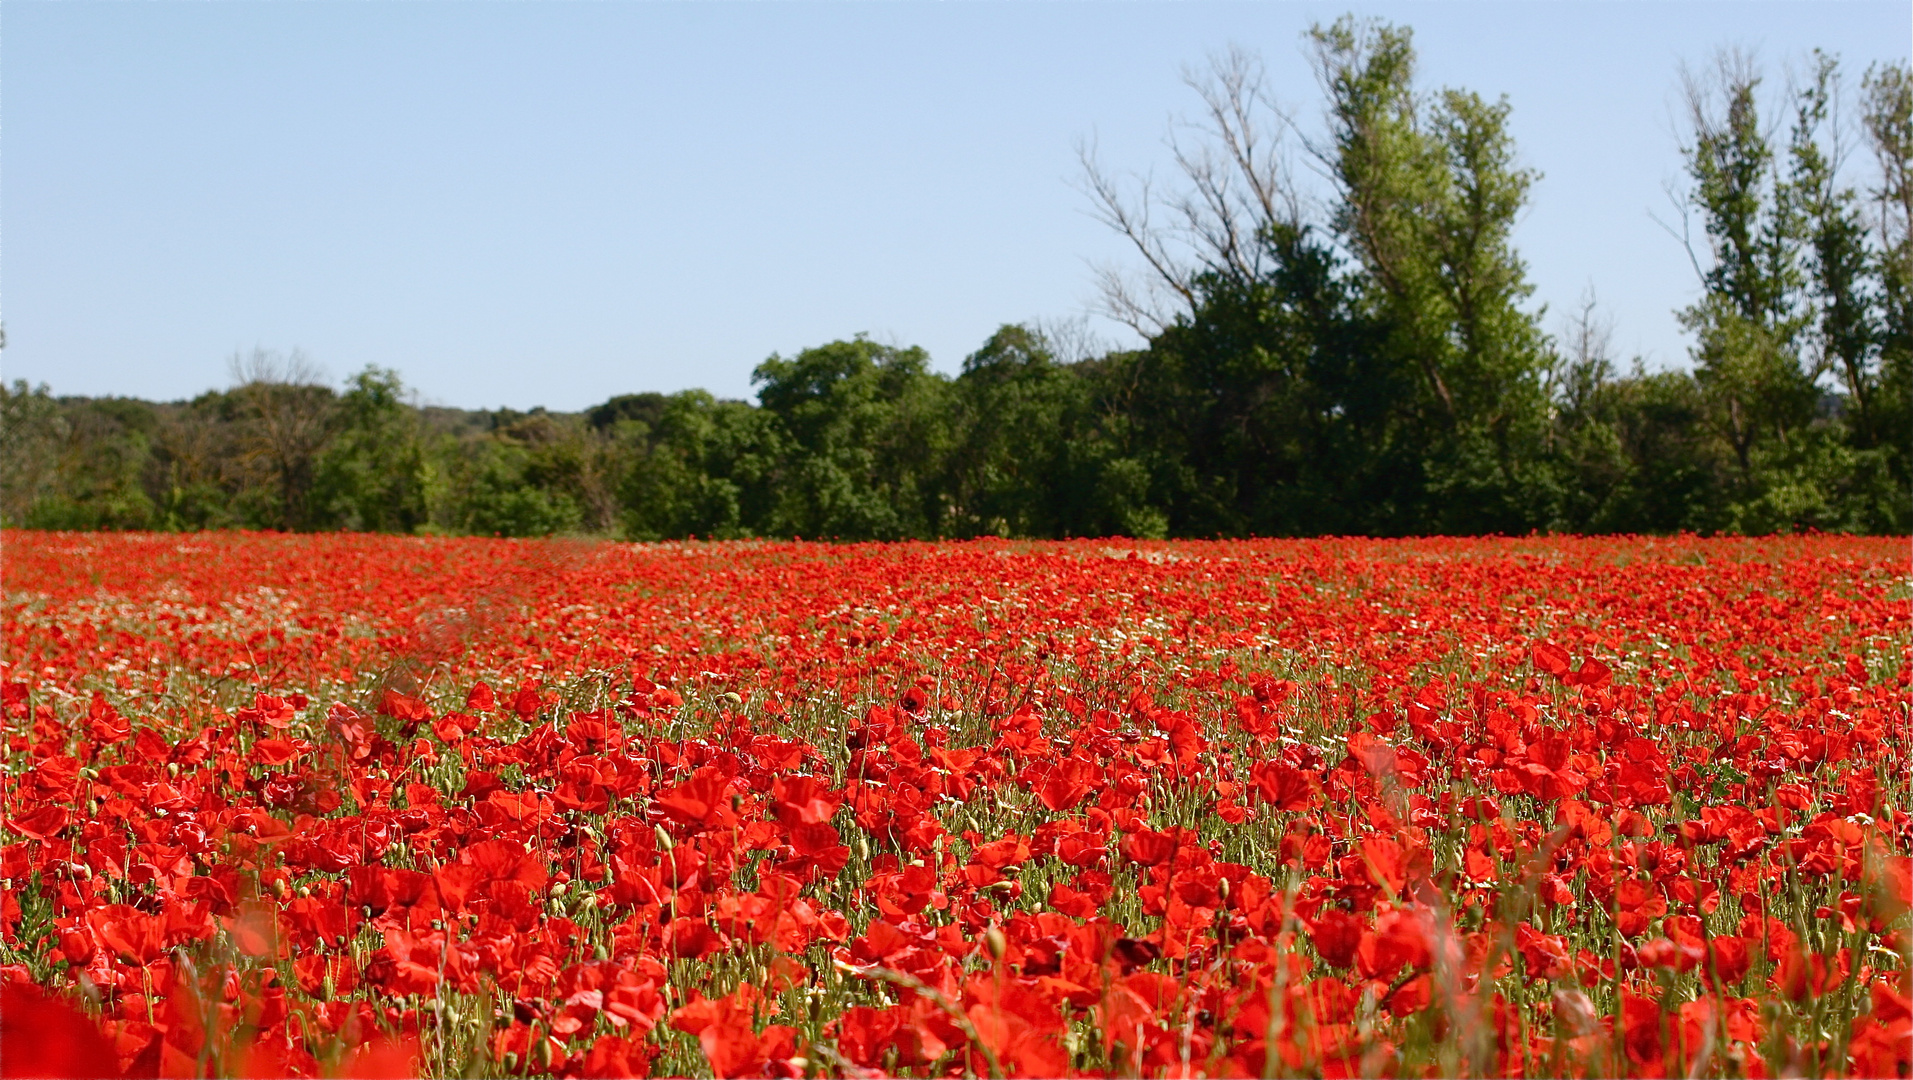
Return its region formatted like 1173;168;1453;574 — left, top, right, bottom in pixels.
0;985;118;1080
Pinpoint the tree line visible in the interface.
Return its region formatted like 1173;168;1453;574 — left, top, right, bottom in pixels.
4;19;1908;539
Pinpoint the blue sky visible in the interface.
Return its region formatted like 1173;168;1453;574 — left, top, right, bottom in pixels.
5;2;1908;411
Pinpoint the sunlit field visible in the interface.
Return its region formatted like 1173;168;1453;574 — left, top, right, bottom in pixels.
2;532;1907;1078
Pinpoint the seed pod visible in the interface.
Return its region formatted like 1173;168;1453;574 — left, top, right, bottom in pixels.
984;926;1007;961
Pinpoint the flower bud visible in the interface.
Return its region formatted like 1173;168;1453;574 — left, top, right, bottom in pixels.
984;926;1007;961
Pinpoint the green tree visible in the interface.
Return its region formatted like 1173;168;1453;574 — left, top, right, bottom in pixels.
0;381;67;526
312;367;432;533
616;390;776;540
1671;50;1908;531
1862;60;1913;518
1673;54;1817;526
148;391;249;531
1792;54;1879;444
1309;15;1561;532
0;389;160;530
1129;226;1411;536
1083;25;1561;537
441;437;582;538
946;325;1167;538
1549;297;1734;532
752;337;955;539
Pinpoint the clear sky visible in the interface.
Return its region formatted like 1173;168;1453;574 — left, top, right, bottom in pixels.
5;2;1908;412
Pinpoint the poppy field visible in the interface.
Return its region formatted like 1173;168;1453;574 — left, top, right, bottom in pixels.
2;531;1909;1079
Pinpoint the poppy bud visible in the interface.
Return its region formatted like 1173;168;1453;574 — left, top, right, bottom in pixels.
984;926;1007;960
722;692;743;706
550;882;568;899
167;762;180;777
1218;878;1231;903
654;825;675;853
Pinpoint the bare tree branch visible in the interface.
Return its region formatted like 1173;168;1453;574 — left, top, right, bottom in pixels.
1075;45;1304;334
226;348;335;529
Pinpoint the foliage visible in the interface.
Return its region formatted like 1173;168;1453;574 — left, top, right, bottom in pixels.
312;368;433;534
751;338;955;540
